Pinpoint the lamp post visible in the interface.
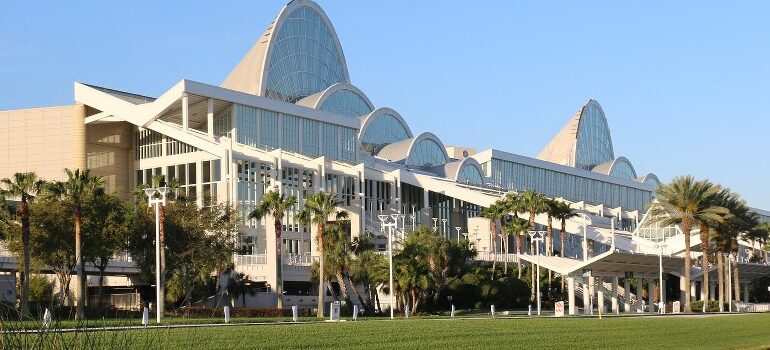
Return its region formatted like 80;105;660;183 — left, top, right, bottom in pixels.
378;214;397;319
144;186;170;324
727;253;733;312
442;219;447;239
455;227;462;244
528;230;546;316
432;218;438;232
411;205;416;229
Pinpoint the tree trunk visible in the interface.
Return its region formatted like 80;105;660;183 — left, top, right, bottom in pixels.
547;215;553;256
503;236;508;276
346;274;367;310
560;220;566;258
529;211;536;255
159;204;166;315
682;218;692;313
491;221;497;279
317;222;325;318
517;234;523;279
98;265;106;309
75;207;85;320
411;289;418;315
732;252;741;302
700;226;710;312
274;217;284;309
335;270;350;302
20;198;30;318
717;252;724;312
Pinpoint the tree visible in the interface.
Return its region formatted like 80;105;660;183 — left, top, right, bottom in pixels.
520;191;547;254
247;190;296;309
348;232;387;313
46;168;104;320
503;217;529;279
480;201;507;278
1;172;46;317
551;201;578;258
298;191;348;318
692;188;729;312
652;176;725;313
544;199;560;257
227;272;259;307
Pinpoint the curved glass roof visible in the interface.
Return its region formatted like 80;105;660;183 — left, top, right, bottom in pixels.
406;138;448;168
609;158;637;180
264;6;347;103
575;101;614;169
458;164;484;185
360;113;410;153
643;173;661;187
320;89;373;117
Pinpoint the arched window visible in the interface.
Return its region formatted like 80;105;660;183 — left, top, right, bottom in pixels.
406;139;448;167
575;101;614;169
264;6;347;103
320;89;373;117
360;114;410;153
643;174;660;187
458;164;484;185
609;159;637;180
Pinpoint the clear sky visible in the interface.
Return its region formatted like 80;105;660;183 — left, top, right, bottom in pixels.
1;1;768;209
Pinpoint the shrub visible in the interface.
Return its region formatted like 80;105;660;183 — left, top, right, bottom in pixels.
690;300;729;312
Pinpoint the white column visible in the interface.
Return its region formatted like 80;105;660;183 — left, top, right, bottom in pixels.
611;277;619;314
182;94;189;132
680;277;687;305
691;282;697;301
195;160;203;207
207;98;214;137
567;276;576;315
587;276;595;314
623;277;631;313
637;277;644;313
648;278;655;313
597;277;605;314
660;279;666;312
582;280;590;314
710;282;716;301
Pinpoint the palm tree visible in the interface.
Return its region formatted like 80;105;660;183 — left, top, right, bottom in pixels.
521;190;547;254
551;201;578;258
0;172;45;317
651;176;724;313
298;191;348;318
47;168;104;320
248;190;296;309
692;188;729;312
480;201;507;279
503;217;529;279
544;199;560;257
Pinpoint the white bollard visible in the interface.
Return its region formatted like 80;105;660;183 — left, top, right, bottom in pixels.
42;308;52;329
292;305;299;322
528;305;532;316
224;306;231;324
491;305;495;318
451;305;455;319
353;305;359;321
142;307;149;326
405;305;409;319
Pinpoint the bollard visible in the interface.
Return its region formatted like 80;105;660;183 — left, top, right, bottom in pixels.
292;305;299;322
42;308;52;329
224;306;231;324
142;307;149;326
528;305;532;316
405;305;409;319
451;305;455;319
353;305;359;321
491;305;495;318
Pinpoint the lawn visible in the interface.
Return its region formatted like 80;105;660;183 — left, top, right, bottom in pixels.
5;313;770;349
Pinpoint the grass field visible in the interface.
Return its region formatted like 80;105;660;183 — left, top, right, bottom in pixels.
5;313;770;349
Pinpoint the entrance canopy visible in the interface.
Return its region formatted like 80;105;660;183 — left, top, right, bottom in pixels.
516;251;684;279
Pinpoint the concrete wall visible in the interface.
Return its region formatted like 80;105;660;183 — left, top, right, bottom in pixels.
0;105;86;182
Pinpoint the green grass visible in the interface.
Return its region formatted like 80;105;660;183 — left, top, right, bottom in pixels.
5;313;770;349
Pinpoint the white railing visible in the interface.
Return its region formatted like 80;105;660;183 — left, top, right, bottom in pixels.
475;252;519;263
735;302;770;313
235;254;267;266
284;253;314;266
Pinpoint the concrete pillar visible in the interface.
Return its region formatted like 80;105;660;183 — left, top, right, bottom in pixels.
583;280;590;314
648;278;655;313
567;276;575;315
637;277;644;313
691;282;697;301
587;276;595;314
611;277;619;314
660;279;666;313
182;94;189;132
623;277;631;313
710;282;716;301
597;277;605;313
207;98;214;137
680;277;687;305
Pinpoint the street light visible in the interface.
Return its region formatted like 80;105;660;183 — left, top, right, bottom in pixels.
528;230;546;316
441;219;447;239
144;186;169;324
378;214;397;319
455;227;462;244
432;218;438;232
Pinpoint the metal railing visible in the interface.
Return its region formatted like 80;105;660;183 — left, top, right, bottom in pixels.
284;253;315;266
235;254;267;265
475;252;519;263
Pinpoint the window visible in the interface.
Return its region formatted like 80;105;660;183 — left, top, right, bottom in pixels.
319;89;372;117
360;114;410;153
458;164;484;185
406;138;447;168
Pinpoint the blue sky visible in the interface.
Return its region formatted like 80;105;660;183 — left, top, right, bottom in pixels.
1;1;768;209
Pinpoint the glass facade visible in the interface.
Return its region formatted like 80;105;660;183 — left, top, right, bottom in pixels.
575;102;614;169
264;6;346;103
134;129;196;160
608;159;636;180
406;138;448;168
360;113;410;153
234;104;356;163
458;164;484;185
320;89;372;118
483;158;653;211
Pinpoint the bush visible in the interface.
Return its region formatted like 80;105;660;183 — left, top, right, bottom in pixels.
690;300;729;312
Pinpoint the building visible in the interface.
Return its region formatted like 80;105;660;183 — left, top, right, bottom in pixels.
1;0;768;311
